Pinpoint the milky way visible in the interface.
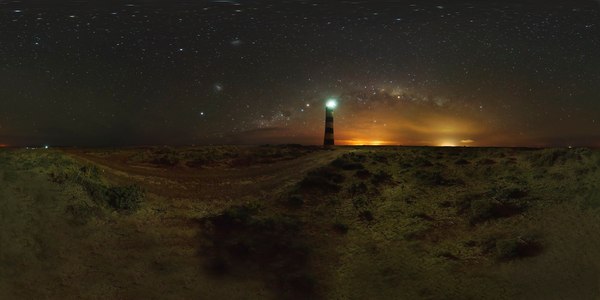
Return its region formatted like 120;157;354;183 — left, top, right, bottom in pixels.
1;0;599;147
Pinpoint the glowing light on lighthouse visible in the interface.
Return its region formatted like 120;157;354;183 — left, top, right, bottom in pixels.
326;99;337;109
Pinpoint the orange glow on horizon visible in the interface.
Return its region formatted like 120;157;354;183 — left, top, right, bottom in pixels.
338;139;399;146
0;144;7;148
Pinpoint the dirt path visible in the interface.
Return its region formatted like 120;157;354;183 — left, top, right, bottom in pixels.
64;148;349;200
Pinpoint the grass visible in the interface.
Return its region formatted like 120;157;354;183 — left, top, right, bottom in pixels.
51;163;145;211
297;166;344;194
314;146;600;299
3;146;600;299
126;145;320;169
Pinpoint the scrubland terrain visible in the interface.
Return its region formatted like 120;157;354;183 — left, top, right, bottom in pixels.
1;145;600;299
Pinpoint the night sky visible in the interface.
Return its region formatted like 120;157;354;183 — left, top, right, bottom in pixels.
1;0;600;147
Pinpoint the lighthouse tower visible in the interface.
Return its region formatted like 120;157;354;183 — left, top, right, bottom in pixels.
324;99;337;146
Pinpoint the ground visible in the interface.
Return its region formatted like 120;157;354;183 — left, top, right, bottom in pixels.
1;145;600;299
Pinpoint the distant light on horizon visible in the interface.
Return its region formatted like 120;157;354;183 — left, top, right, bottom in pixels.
439;140;457;147
339;139;398;146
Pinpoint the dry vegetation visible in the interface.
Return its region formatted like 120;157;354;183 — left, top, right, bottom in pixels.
1;146;600;299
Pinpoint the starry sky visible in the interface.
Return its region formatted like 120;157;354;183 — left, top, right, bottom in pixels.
1;0;600;147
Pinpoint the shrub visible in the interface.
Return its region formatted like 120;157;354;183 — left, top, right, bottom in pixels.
344;153;367;163
352;195;371;209
528;148;586;167
359;210;374;222
79;165;101;180
152;153;180;167
371;170;393;185
283;272;316;296
455;159;470;165
477;159;496;166
77;178;110;204
348;183;368;195
331;157;365;170
414;170;463;186
286;194;304;209
399;162;413;169
355;169;372;179
438;201;453;208
404;226;432;241
495;236;543;260
469;199;496;223
298;167;344;193
332;222;349;234
411;212;434;221
414;157;434;167
469;198;524;224
186;157;209;168
59;166;144;211
106;185;144;210
230;156;255;168
204;256;229;275
373;155;388;164
491;186;528;200
438;251;459;261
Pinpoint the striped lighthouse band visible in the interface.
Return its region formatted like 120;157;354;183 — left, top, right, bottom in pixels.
324;107;334;146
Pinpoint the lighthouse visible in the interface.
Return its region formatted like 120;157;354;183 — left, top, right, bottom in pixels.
324;99;337;146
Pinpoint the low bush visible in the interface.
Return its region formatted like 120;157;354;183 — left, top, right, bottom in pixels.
477;159;496;166
348;183;368;196
79;165;101;179
55;165;144;211
373;155;388;164
399;162;413;169
438;251;459;261
352;195;371;209
455;159;470;165
331;157;365;170
355;169;372;179
490;186;528;200
106;185;144;210
344;153;367;163
371;170;393;185
411;212;434;221
186;157;209;168
153;154;179;166
359;210;374;222
528;148;588;167
495;236;543;260
286;194;304;209
298;167;344;193
469;198;525;224
332;222;349;234
414;157;434;167
414;170;463;186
